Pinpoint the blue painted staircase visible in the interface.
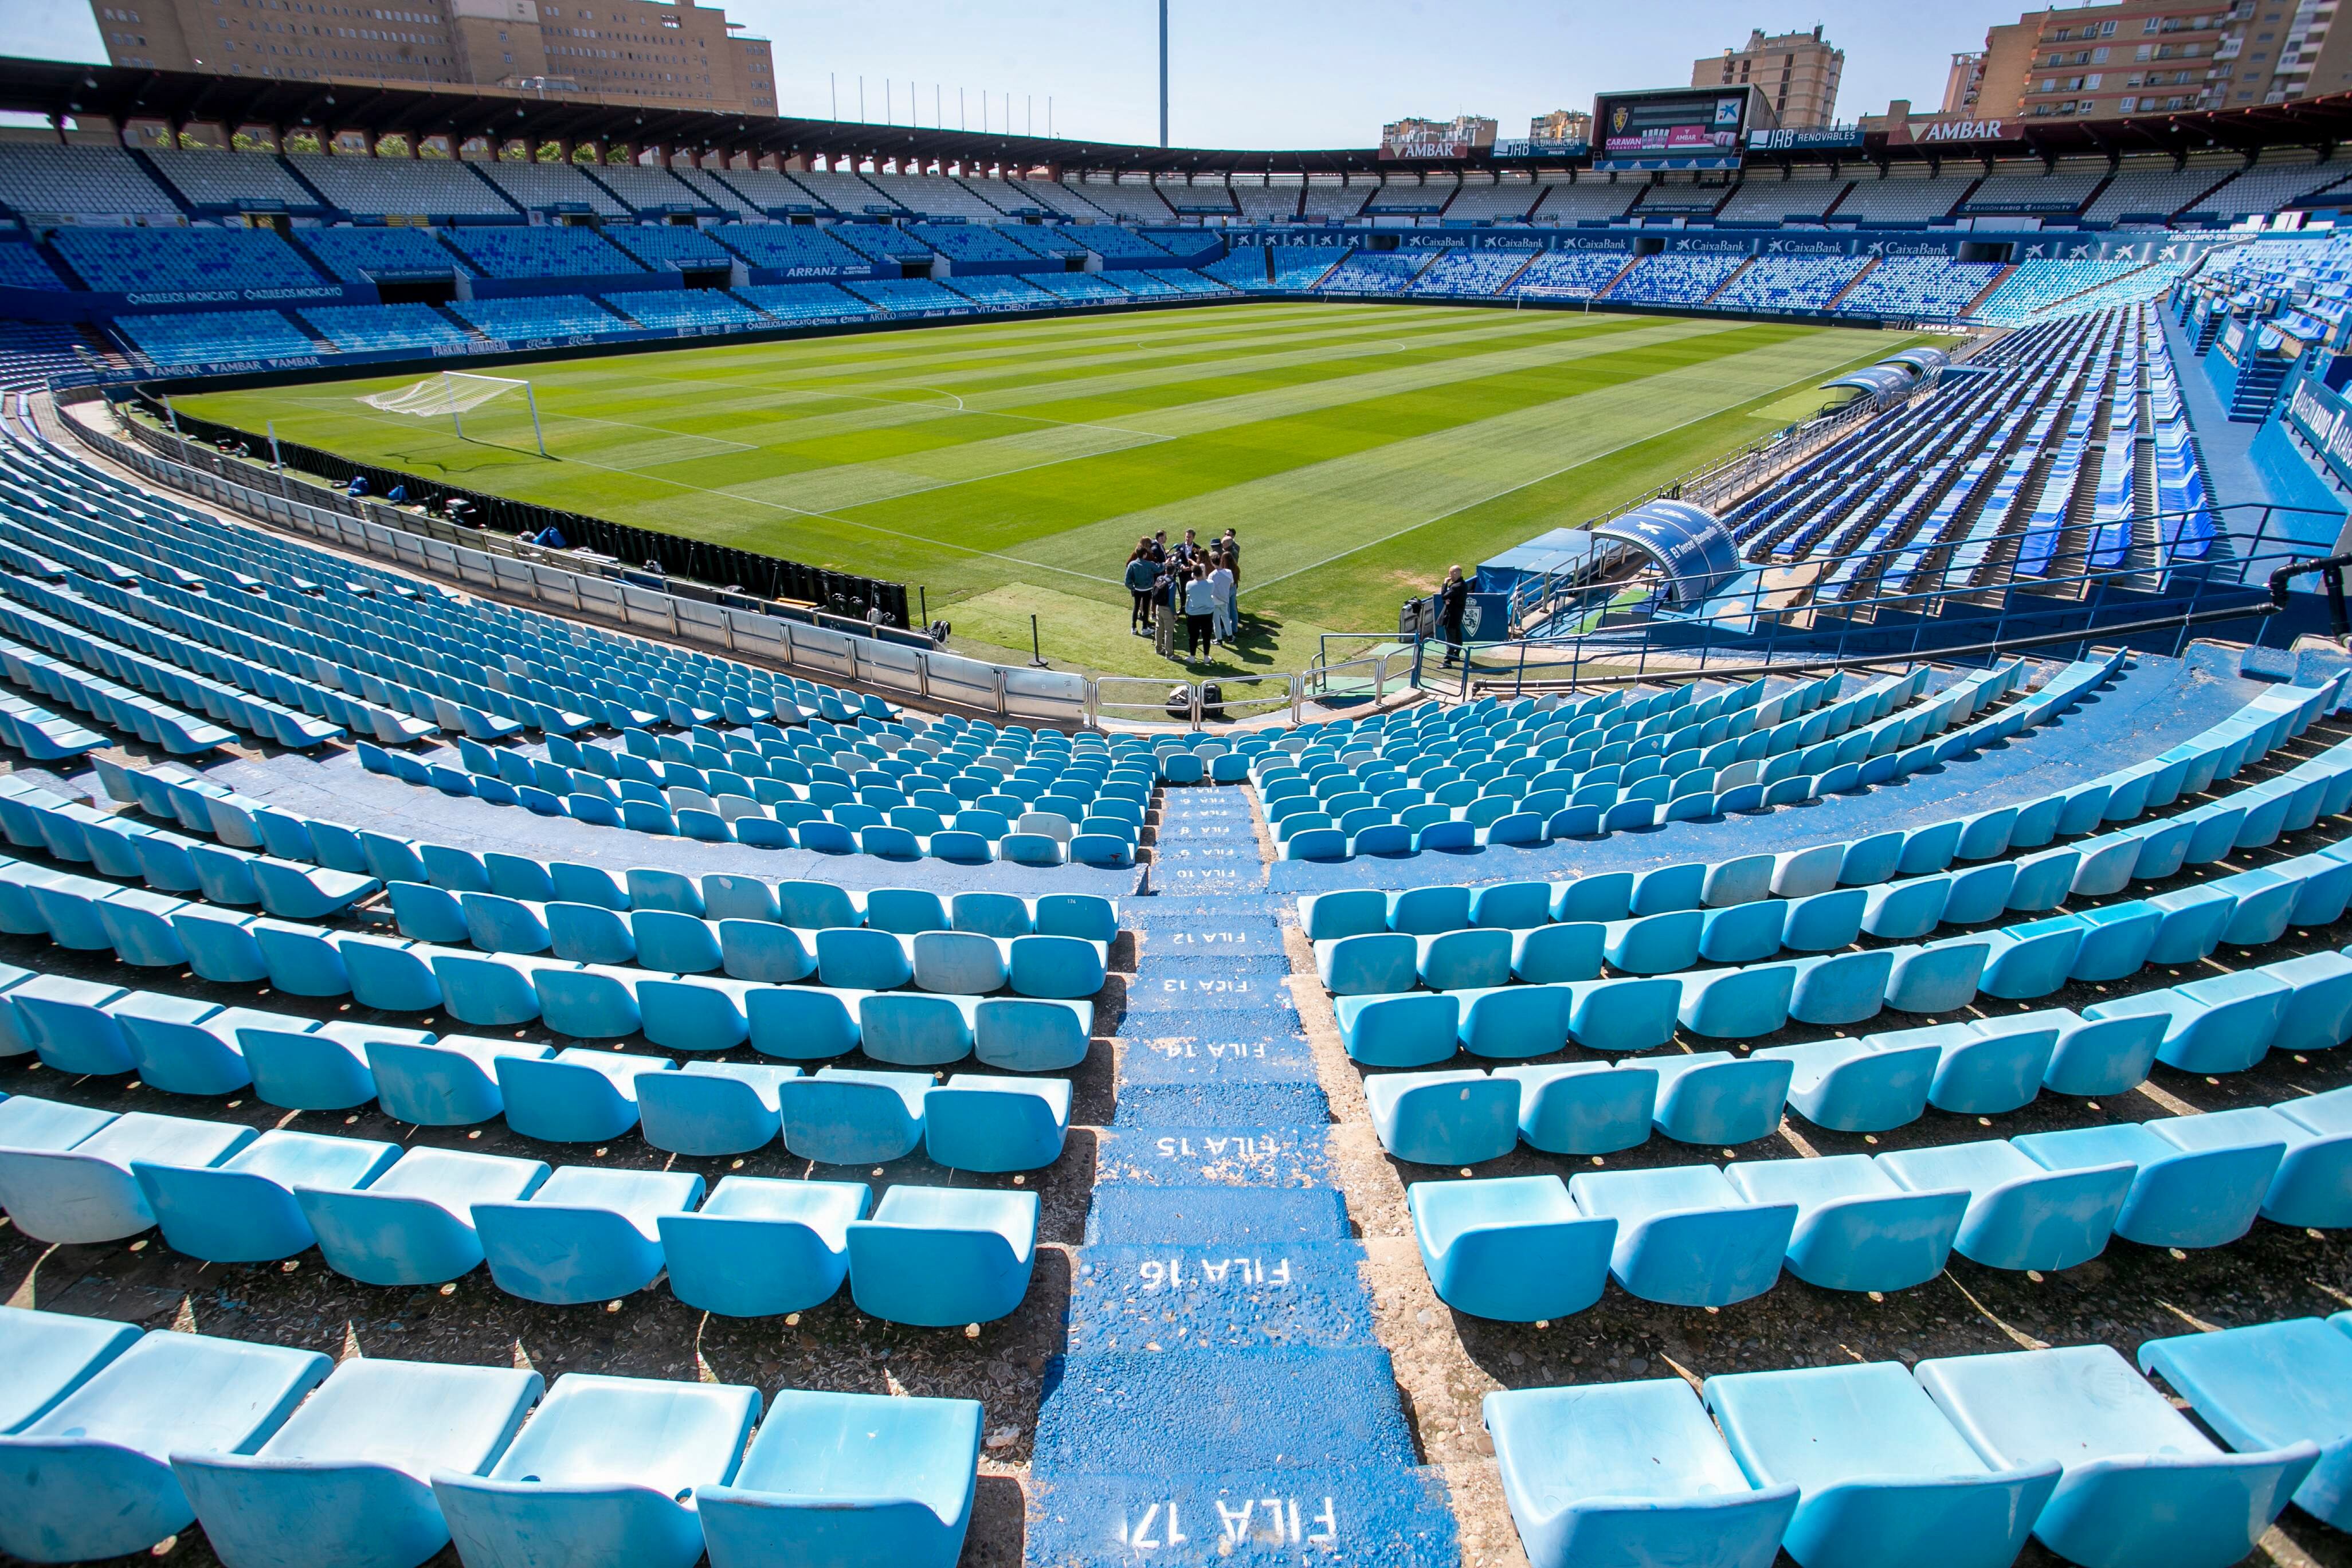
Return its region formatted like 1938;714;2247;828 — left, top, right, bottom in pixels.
1026;785;1460;1566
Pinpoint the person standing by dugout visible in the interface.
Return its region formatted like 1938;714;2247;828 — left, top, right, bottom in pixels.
1437;565;1469;670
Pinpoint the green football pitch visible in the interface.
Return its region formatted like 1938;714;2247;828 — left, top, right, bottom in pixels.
177;301;1909;678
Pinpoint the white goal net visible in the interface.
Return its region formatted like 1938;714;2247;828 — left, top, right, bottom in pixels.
360;371;546;456
361;371;529;417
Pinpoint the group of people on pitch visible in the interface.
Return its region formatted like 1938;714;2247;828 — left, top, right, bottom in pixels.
1123;528;1242;665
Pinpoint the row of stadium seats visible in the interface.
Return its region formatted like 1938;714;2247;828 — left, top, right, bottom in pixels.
1475;1327;2348;1568
97;269;1242;366
1723;306;2212;605
7;144;2350;234
0;1092;1043;1316
1;1304;991;1566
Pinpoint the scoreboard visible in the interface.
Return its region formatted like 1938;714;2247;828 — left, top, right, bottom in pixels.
1591;87;1757;168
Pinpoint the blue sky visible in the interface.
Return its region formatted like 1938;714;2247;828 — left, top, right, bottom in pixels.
3;1;2067;148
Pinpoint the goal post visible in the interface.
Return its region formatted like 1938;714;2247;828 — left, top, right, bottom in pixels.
359;371;547;457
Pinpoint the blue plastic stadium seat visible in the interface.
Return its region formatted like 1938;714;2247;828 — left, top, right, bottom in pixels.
778;1068;928;1162
658;1177;868;1318
0;1304;143;1433
131;1129;399;1263
2137;1316;2352;1532
173;1358;544;1568
1877;1139;2131;1272
475;1166;707;1305
0;1331;331;1564
846;1186;1038;1325
497;1047;672;1141
1485;1379;1800;1568
1365;1069;1520;1165
1915;1346;2317;1568
0;1109;253;1243
1757;1038;1939;1132
923;1075;1071;1171
1724;1154;1967;1294
432;1373;760;1568
1702;1361;2060;1568
299;1147;550;1287
1334;992;1460;1067
1498;1062;1657;1154
1410;1174;1616;1322
636;1061;802;1155
1570;1165;1797;1307
2014;1122;2280;1249
699;1389;981;1568
366;1036;550;1126
1651;1052;1794;1145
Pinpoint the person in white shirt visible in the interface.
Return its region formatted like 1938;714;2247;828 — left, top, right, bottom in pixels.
1182;567;1217;664
1209;554;1236;646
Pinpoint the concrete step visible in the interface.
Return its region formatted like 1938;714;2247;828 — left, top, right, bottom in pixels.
1068;1241;1377;1352
1094;1124;1330;1187
1085;1185;1350;1246
1025;1464;1459;1566
1116;1080;1332;1126
1034;1347;1419;1472
1120;963;1295;1010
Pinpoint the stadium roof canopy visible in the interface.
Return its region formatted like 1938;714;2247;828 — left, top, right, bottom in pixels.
9;58;2352;173
0;58;1395;173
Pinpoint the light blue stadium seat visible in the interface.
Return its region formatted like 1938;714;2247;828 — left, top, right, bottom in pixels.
1511;921;1604;983
172;1357;544;1568
0;1331;331;1565
1702;1361;2060;1568
1724;1154;1967;1294
117;1000;304;1097
1497;1062;1657;1155
547;901;637;966
1316;931;1416;995
1570;1165;1796;1307
923;1075;1071;1171
336;936;442;1014
1334;992;1459;1067
846;1186;1038;1325
299;1147;550;1286
636;1061;802;1155
366;1036;548;1126
475;1166;706;1305
2137;1316;2352;1532
131;1129;398;1263
1604;909;1703;974
699;1389;981;1568
1485;1379;1801;1568
818;926;914;990
10;973;134;1074
1678;962;1796;1038
2154;1095;2352;1228
633;910;723;974
861;991;977;1066
1699;900;1784;965
1365;1069;1520;1165
1877;1140;2131;1272
1865;1018;2044;1115
1010;934;1107;998
2014;1122;2280;1249
432;1373;760;1568
2081;970;2289;1075
658;1177;868;1318
534;965;644;1040
432;951;555;1027
1651;1052;1794;1145
1760;1036;1939;1132
716;919;814;982
2033;1008;2166;1096
1410;1174;1616;1322
1565;975;1680;1052
778;1068;928;1162
1915;1345;2317;1568
497;1047;672;1142
0;1108;252;1242
1457;983;1570;1059
0;1304;143;1434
